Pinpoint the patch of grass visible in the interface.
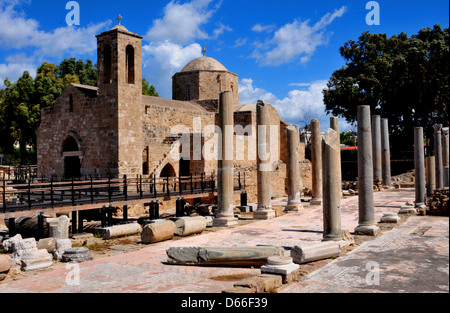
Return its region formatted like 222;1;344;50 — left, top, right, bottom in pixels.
87;242;112;252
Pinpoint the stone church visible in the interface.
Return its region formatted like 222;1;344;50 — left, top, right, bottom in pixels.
36;21;305;202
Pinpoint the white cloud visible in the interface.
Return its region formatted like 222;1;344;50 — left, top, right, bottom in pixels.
239;78;355;131
251;6;347;66
288;82;312;87
142;0;230;98
238;78;277;105
0;1;110;60
251;23;276;33
0;62;36;87
145;0;225;45
142;41;202;98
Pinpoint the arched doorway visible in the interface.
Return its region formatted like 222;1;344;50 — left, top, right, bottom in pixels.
160;163;176;178
63;136;81;178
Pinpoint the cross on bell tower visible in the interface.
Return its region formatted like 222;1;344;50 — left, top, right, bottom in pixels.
117;14;123;25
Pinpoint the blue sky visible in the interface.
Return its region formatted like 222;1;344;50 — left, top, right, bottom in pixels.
0;0;448;130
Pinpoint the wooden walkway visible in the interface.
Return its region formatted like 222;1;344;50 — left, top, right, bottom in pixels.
0;172;247;219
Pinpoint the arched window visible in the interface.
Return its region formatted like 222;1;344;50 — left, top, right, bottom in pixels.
63;136;81;178
160;163;176;178
63;136;79;152
103;44;112;84
126;45;135;84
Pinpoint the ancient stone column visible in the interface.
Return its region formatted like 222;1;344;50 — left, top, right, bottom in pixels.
322;129;343;241
414;127;426;208
310;119;323;205
355;106;379;236
254;101;275;220
434;124;444;189
442;127;449;187
284;126;302;211
330;117;342;195
381;118;392;187
426;156;436;196
213;91;238;227
330;117;339;134
371;116;382;185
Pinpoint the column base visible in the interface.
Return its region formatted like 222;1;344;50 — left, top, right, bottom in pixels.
380;213;401;223
212;216;238;227
284;202;303;212
260;256;299;275
414;202;427;209
310;198;322;206
354;224;379;236
322;235;344;242
253;209;276;220
399;205;417;214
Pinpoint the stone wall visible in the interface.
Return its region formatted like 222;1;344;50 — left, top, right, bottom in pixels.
37;85;118;178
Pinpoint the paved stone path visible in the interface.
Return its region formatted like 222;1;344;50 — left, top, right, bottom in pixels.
0;188;448;293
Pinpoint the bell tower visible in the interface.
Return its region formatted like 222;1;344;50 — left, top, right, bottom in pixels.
96;16;143;176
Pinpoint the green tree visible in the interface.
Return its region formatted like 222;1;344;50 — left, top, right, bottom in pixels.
1;72;38;162
324;25;449;151
34;62;66;111
59;58;97;86
142;78;159;97
0;59;159;163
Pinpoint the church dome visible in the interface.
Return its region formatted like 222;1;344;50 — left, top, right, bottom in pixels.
181;57;228;72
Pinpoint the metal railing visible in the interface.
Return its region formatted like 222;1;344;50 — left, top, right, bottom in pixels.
1;172;247;214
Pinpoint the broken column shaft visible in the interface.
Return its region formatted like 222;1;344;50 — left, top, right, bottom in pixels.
330;117;342;195
372;115;382;184
381;118;392;187
310;119;323;205
443;127;449;187
434;124;444;189
355;106;379;236
414;127;426;208
285;126;302;211
254;100;275;220
322;128;343;241
426;156;436;197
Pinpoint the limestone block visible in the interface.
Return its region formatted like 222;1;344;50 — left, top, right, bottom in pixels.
47;215;70;239
20;249;53;271
55;239;73;260
61;247;93;263
102;223;142;240
1;234;22;253
141;220;176;244
291;241;345;264
37;237;57;253
174;217;207;237
233;274;283;293
12;238;39;265
0;255;12;273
